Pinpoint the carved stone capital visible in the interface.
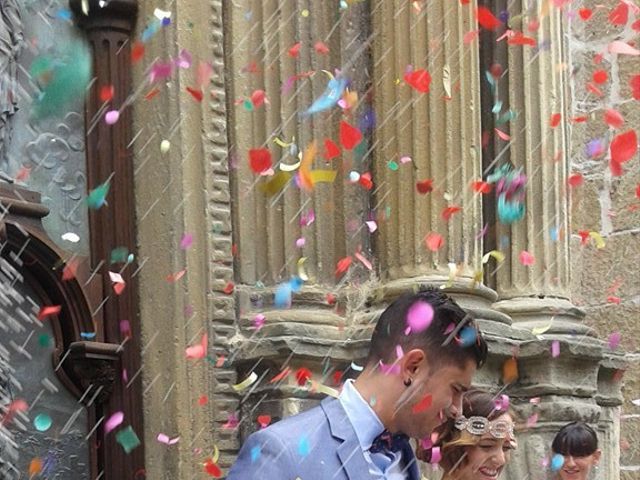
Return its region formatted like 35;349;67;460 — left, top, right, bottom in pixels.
69;0;138;32
66;341;122;406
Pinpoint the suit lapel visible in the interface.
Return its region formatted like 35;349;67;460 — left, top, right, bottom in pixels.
321;397;372;480
400;441;421;480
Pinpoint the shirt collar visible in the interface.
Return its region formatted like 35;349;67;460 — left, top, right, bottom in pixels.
338;379;385;450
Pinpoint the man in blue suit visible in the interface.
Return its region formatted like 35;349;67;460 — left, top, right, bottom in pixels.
227;288;488;480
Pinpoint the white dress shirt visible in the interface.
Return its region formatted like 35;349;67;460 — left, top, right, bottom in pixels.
338;379;408;479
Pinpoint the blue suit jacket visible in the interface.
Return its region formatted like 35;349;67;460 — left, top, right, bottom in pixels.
227;397;421;480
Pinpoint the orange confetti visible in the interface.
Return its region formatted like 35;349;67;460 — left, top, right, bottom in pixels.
502;357;518;383
29;458;43;476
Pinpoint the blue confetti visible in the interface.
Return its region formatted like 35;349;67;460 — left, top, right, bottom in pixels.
459;327;477;348
56;9;72;21
304;77;347;116
551;454;564;471
550;226;559;242
298;436;310;456
275;282;292;309
250;445;261;463
80;332;96;340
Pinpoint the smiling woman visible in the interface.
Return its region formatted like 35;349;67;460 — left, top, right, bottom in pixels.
551;422;601;480
428;390;518;480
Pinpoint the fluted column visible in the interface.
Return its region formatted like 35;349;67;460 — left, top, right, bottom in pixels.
226;0;374;452
371;0;503;318
488;1;590;335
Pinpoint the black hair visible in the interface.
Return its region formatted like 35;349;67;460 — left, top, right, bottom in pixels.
365;288;488;371
552;422;599;457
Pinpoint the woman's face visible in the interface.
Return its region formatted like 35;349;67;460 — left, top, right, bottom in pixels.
454;413;516;480
557;450;601;480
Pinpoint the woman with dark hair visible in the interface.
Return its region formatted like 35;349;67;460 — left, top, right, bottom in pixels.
417;389;517;480
551;422;601;480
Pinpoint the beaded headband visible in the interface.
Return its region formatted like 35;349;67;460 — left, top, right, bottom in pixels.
454;415;515;440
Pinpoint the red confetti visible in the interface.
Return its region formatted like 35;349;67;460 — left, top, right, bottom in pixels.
507;32;536;46
593;70;608;84
636;184;640;199
332;370;343;386
198;395;208;406
326;293;337;305
186;87;203;102
476;6;502;30
223;281;235;295
269;367;291;384
404;69;432;93
604;109;624;129
99;85;114;102
549;113;562;128
335;256;353;277
251;89;266;107
571;116;589;123
323;138;341;160
144;88;160;100
578;8;593;20
314;41;329;55
472;180;492;194
249;148;272;174
578;230;590;245
38;305;61;320
442;206;462;221
416;179;433;194
411;393;433;414
131;42;145;63
519;250;535;266
288;42;301;58
358;172;373;190
339;121;363;150
295;367;312;386
204;459;222;478
257;415;271;428
630;75;640;100
62;258;80;281
425;232;444;252
586;82;604;97
568;173;584;187
609;1;629;25
610;130;638;165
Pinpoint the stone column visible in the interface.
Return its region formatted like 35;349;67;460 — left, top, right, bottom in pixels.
482;3;625;478
370;0;504;322
131;0;225;476
225;0;374;459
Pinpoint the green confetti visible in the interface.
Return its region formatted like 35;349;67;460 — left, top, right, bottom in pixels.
87;182;110;210
31;39;92;120
110;247;129;264
38;334;52;348
116;426;141;454
243;99;254;111
34;413;52;432
387;160;399;171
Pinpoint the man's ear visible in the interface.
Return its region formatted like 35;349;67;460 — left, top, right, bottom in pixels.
402;349;427;379
592;449;602;465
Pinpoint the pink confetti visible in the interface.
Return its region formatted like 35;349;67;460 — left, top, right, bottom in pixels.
157;433;180;445
527;413;539;428
551;340;560;358
253;314;265;330
355;251;373;270
186;333;208;359
463;29;480;44
105;411;124;434
406;301;434;334
378;360;401;375
608;332;621;350
223;413;239;429
519;250;535;266
180;233;193;250
608;40;640;55
494;394;510;411
295;237;306;248
366;221;378;233
105;110;120;125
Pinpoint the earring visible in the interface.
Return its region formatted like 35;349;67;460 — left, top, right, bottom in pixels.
404;378;412;387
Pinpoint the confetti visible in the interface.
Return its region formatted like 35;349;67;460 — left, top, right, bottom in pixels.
295;367;312;386
411;393;433;414
404;68;432;93
249;148;272;174
339;120;363;150
232;372;258;392
476;6;502;30
87;182;110;210
116;426;141;454
551;340;560;358
406;301;434;333
105;411;124;434
519;250;535;266
186;333;208;359
38;305;61;320
502;357;518;383
33;413;53;432
425;232;444;252
551;454;564;471
157;433;180;445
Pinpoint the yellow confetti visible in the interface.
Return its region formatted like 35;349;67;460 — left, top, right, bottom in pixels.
311;381;339;398
211;445;220;464
232;371;258;392
482;250;505;264
443;64;451;98
309;170;338;184
280;151;302;172
273;136;294;148
297;257;309;281
589;231;605;249
531;318;554;336
260;171;292;196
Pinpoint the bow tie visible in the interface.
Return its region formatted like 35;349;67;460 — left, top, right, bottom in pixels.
369;430;409;454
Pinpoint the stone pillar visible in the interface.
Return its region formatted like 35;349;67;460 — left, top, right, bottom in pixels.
225;0;373;460
131;0;225;476
480;3;625;478
370;0;504;322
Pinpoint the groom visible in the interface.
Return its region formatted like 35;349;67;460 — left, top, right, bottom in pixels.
227;288;488;479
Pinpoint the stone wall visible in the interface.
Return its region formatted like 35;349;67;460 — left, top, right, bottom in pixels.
568;1;640;478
